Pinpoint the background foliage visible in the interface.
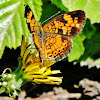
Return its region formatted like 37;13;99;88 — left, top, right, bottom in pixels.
0;0;100;68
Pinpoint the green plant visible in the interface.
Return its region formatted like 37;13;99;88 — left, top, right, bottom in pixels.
0;0;100;97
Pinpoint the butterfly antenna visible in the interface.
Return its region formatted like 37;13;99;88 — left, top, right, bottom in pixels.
42;11;61;25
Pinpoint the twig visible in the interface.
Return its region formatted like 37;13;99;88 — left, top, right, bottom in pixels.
79;78;100;97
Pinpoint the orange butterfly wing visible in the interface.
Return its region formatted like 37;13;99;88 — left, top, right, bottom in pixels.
41;33;72;61
25;5;86;61
41;10;85;61
25;5;42;58
43;10;86;37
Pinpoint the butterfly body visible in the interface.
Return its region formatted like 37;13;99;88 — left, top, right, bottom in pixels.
25;5;86;62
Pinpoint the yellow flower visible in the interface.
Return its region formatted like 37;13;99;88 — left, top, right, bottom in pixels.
21;34;63;85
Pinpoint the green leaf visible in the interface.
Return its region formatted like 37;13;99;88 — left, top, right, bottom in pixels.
0;87;5;94
68;34;85;62
41;0;60;25
82;19;96;39
79;32;100;61
61;0;100;23
0;0;29;58
24;0;43;22
51;0;68;12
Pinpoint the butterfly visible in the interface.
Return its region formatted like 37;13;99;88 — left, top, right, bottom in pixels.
24;5;86;62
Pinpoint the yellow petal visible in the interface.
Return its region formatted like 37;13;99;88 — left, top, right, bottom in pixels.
23;54;33;67
25;75;47;79
24;64;40;72
52;70;61;74
43;68;52;76
47;76;63;82
34;78;51;83
45;81;62;85
22;50;30;66
21;37;28;58
43;60;56;68
38;67;47;74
